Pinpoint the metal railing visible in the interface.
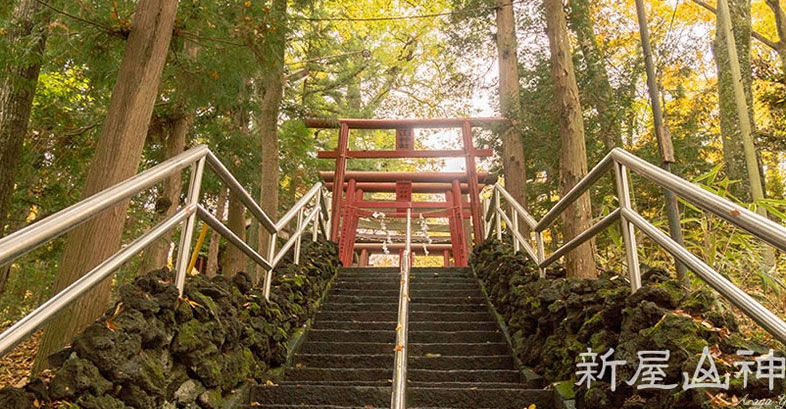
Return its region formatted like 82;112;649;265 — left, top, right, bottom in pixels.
484;147;786;345
0;145;331;357
391;208;412;409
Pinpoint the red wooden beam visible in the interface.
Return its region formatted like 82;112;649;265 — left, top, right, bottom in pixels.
325;182;473;194
317;149;493;159
305;117;509;129
353;201;471;209
356;209;469;218
320;171;497;184
355;243;452;251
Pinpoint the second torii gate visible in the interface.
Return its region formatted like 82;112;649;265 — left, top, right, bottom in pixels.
307;118;507;267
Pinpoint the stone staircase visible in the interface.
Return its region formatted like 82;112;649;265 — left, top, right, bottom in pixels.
247;267;564;408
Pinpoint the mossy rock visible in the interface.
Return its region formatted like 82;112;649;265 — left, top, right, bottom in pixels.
679;288;716;315
76;394;130;409
0;387;37;409
49;355;112;400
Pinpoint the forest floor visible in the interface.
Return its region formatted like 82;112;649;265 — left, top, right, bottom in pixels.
0;322;41;388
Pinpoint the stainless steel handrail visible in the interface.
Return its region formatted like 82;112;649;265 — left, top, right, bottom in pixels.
0;145;210;266
0;205;194;356
391;208;411;409
486;147;786;345
0;145;331;358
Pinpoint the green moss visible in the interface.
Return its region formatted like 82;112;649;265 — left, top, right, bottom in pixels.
654;280;686;306
172;319;202;353
553;380;576;400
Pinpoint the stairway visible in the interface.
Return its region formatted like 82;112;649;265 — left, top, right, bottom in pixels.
248;267;564;409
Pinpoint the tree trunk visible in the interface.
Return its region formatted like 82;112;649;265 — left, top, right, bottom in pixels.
254;0;287;283
34;0;178;371
716;0;773;266
544;0;598;279
634;0;688;282
765;0;786;69
567;0;622;151
138;39;198;275
206;188;229;278
138;115;190;274
714;0;759;202
224;190;247;278
0;0;50;297
495;0;529;217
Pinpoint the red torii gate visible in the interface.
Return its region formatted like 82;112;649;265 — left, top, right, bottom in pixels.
306;118;506;267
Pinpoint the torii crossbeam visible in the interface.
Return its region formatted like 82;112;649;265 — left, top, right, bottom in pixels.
307;118;507;267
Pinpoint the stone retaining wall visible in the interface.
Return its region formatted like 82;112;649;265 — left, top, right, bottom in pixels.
0;238;339;409
471;238;784;408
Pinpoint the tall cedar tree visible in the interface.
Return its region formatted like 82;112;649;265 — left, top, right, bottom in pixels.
254;0;288;282
543;0;598;279
0;0;50;296
225;104;251;277
34;0;179;370
714;0;762;202
495;0;529;218
206;188;229;278
138;41;199;274
567;0;622;151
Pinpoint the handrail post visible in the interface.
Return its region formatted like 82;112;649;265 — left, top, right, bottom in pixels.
312;190;321;242
325;193;333;240
536;231;546;278
512;208;520;253
294;208;304;265
264;232;277;300
614;162;642;292
391;208;411;409
482;196;490;239
175;157;206;295
494;189;502;241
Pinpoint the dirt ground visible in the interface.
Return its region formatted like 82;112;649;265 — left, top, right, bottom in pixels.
0;322;41;388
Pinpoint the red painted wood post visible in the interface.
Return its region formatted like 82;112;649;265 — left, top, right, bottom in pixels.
330;122;350;241
359;249;369;266
461;120;484;244
443;250;451;267
337;178;356;266
342;188;363;265
451;179;469;266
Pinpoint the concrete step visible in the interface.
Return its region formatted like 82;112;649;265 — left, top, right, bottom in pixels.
310;320;499;332
314;311;494;322
319;303;488;313
285;368;522;384
296;354;515;370
328;295;486;305
299;342;511;356
339;267;471;274
243;405;385;409
278;380;529;390
250;385;389;407
333;282;478;290
250;385;562;409
306;329;503;344
330;288;483;298
408;387;564;409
